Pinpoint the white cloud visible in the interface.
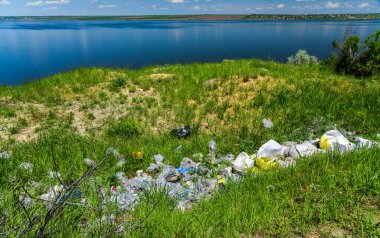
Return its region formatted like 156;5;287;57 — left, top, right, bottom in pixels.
98;4;117;8
193;5;200;10
0;0;10;5
26;0;70;6
325;1;340;8
358;3;369;8
296;0;316;2
276;4;285;9
169;0;184;3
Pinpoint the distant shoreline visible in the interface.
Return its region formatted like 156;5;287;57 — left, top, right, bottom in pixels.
1;14;380;21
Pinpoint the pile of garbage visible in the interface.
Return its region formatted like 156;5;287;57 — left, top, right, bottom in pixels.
98;130;380;211
5;130;380;212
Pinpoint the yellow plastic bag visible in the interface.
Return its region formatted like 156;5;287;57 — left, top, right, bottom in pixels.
256;158;278;171
256;158;269;170
319;135;331;150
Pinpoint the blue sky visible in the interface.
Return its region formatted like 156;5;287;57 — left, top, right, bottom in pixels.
0;0;379;16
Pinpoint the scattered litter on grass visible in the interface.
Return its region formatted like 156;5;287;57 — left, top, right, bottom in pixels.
19;162;33;174
319;130;355;152
0;151;11;159
262;118;273;128
132;151;144;160
17;129;380;214
355;137;380;148
172;125;191;138
84;158;96;166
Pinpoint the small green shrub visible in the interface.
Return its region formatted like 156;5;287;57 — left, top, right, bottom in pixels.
287;49;319;65
108;77;126;92
328;30;380;77
106;118;141;138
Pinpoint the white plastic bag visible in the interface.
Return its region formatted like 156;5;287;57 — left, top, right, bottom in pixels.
232;152;255;172
319;130;355;153
257;140;283;158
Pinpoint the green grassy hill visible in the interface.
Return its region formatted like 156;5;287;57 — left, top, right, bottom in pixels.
0;59;379;237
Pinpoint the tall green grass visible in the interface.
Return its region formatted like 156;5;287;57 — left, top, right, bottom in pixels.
0;59;379;237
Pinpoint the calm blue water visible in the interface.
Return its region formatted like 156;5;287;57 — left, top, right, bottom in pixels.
1;20;379;86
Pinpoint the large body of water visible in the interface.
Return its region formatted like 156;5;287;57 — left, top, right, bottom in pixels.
1;20;379;85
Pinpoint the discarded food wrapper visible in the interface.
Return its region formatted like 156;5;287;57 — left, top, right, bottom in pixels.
133;151;144;159
257;140;284;158
262;118;274;128
319;130;355;153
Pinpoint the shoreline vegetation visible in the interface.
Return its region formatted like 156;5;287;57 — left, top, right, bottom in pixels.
1;13;380;21
1;58;379;236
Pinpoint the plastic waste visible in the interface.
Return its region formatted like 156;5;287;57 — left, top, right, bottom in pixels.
167;182;185;197
177;167;196;173
116;160;125;168
136;170;144;177
197;179;217;195
232;152;255;172
108;147;125;160
19;162;33;173
282;142;297;156
57;189;82;200
355;137;380;148
288;141;318;159
178;189;190;199
116;172;125;180
180;157;197;169
158;166;181;183
0;151;11;159
154;154;164;165
147;163;160;174
47;171;61;179
117;192;139;210
178;200;193;211
207;140;217;163
209;140;217;153
218;166;232;177
192;153;204;161
172;125;191;138
319;130;355;152
255;157;279;171
132;151;144;160
257;140;284;158
83;158;96;166
262;118;273;128
214;154;235;165
197;165;211;176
